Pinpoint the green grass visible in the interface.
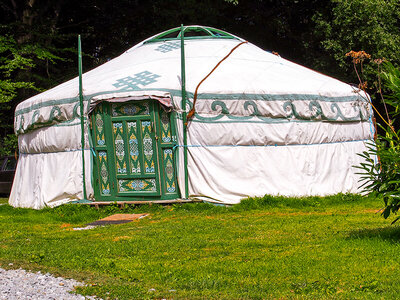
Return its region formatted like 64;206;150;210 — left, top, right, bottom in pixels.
0;197;8;204
1;194;400;299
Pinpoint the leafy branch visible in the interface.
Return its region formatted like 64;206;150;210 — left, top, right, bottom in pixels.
351;51;400;223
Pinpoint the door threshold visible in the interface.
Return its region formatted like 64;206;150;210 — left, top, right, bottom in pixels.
76;198;199;207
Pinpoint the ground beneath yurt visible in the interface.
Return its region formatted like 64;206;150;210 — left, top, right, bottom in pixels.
1;195;400;299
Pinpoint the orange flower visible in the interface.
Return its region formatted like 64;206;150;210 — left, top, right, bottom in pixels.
358;81;368;90
373;58;386;64
345;50;371;64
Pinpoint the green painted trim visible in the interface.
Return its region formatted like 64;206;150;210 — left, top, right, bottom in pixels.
89;107;99;199
170;110;181;197
89;193;179;202
181;25;189;199
154;104;180;197
88;118;95;191
154;106;166;196
78;35;88;201
103;103;117;196
170;109;182;198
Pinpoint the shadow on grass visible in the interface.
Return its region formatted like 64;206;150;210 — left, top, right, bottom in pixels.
348;226;400;242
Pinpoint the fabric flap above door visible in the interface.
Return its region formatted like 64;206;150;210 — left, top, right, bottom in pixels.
90;90;173;114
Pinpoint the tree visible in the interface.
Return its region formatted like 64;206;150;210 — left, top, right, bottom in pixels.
0;0;74;154
0;35;35;155
356;62;400;223
313;0;400;83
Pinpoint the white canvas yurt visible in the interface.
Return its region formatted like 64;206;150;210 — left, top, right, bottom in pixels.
9;25;374;209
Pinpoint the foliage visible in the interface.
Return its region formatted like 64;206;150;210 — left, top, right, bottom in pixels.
0;35;36;104
0;1;75;154
0;134;18;156
0;34;34;154
313;0;400;83
382;62;400;115
0;32;63;154
356;62;400;223
2;195;400;298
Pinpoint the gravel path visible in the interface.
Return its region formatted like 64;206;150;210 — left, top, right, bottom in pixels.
0;267;100;300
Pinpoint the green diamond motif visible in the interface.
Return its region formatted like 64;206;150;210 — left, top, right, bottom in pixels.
113;71;160;91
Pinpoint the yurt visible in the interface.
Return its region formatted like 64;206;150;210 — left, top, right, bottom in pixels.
9;25;374;209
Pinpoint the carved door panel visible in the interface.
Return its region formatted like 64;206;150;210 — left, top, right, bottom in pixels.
110;101;160;196
92;100;179;200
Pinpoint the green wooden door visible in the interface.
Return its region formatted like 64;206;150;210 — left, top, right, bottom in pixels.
91;100;179;201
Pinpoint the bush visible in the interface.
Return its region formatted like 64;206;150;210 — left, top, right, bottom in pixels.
357;62;400;223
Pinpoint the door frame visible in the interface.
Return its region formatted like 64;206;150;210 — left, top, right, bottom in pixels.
90;99;181;201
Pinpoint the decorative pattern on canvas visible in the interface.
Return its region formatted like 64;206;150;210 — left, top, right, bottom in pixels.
283;100;367;121
141;121;155;174
15;102;83;135
193;99;369;123
163;149;176;193
154;41;181;53
127;121;141;174
118;179;157;193
98;151;110;195
112;71;161;91
160;108;172;143
112;101;150;117
94;105;105;146
113;122;127;174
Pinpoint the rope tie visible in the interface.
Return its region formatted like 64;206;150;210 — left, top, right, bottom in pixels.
185;41;248;125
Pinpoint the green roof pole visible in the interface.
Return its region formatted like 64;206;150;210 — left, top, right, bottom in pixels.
78;35;88;201
180;24;189;199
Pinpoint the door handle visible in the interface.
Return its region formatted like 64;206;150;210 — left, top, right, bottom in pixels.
151;121;158;140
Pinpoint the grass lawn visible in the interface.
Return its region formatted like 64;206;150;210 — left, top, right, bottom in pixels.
1;194;400;299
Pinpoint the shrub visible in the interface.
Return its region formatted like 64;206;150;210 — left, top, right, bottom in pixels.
357;62;400;223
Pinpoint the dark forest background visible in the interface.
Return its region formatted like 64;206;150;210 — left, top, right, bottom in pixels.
1;0;400;153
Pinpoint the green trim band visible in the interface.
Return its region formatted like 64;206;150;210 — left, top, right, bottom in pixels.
15;89;366;117
178;116;369;124
15;87;368;136
15;97;90;116
16;96;368;136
